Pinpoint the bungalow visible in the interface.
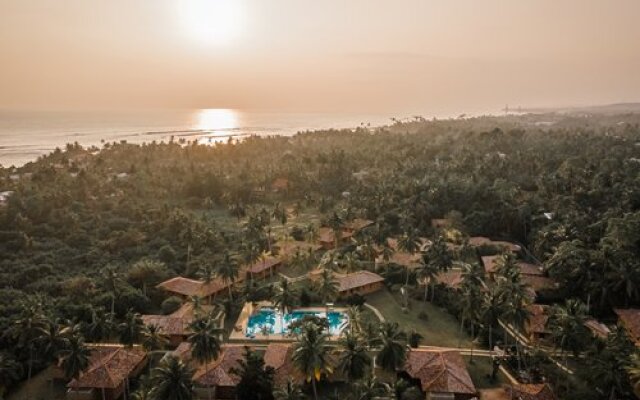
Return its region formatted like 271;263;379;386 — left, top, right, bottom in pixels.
469;237;521;253
141;303;224;347
192;345;245;399
67;344;147;400
318;227;354;250
480;383;557;400
275;240;322;261
157;274;246;302
246;256;282;279
271;178;289;193
614;308;640;346
336;270;384;298
583;319;611;340
402;348;477;400
436;270;464;290
524;304;551;343
263;343;304;387
481;257;557;298
343;218;374;233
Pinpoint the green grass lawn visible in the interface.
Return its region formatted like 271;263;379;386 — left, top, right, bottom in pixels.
365;288;474;349
463;355;507;389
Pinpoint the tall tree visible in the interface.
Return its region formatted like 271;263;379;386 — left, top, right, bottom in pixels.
216;252;240;300
118;310;145;347
188;316;223;400
230;347;275;400
0;353;22;400
149;356;194;400
336;332;371;383
291;321;333;400
59;334;90;381
375;322;407;372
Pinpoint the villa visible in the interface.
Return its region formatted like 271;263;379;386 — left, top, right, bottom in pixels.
401;348;477;400
525;304;551;343
436;270;464;290
481;257;558;298
66;344;147;400
246;256;282;279
157;274;245;301
584;318;611;340
263;343;305;387
169;343;245;400
470;237;521;253
480;383;558;400
336;270;385;297
614;308;640;346
141;302;224;347
318;226;354;249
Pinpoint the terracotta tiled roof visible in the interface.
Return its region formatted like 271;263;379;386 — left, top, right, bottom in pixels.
584;319;611;339
436;270;463;289
193;346;245;387
482;256;501;274
247;257;281;274
336;271;384;293
614;308;640;345
343;218;374;232
68;345;146;389
403;349;476;395
480;384;557;400
271;178;289;191
157;274;245;298
171;342;194;364
469;237;520;252
526;304;550;335
508;383;558;400
276;241;322;258
518;262;544;276
318;227;354;244
521;275;558;292
264;343;304;387
141;303;217;336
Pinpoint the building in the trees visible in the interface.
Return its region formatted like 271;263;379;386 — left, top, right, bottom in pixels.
141;302;224;347
263;343;304;387
401;348;477;400
436;270;464;290
336;270;384;297
479;383;558;400
583;319;611;340
524;304;551;343
469;237;521;253
157;274;245;302
66;344;147;400
614;308;640;346
246;256;282;279
274;240;322;261
318;226;354;250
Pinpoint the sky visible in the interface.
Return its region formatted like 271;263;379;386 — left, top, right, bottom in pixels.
1;0;639;114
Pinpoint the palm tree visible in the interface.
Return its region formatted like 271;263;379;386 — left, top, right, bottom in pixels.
547;299;589;361
142;324;168;353
628;352;640;398
149;355;194;400
350;376;391;400
128;259;168;297
398;229;421;285
118;310;145;347
327;212;344;249
480;287;505;351
0;353;22;400
336;332;371;383
59;334;90;381
188;316;224;400
415;258;438;302
274;379;306;400
82;306;113;342
38;318;69;362
315;268;339;306
291;321;333;400
345;306;363;335
216;252;240;300
6;302;48;385
273;277;299;314
101;265;123;315
375;322;407;372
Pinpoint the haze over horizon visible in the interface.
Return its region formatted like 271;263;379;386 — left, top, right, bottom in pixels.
1;0;640;114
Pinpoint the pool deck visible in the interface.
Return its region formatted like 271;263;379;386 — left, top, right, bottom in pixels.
228;301;349;342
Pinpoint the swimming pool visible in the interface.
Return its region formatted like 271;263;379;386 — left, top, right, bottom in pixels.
245;308;348;337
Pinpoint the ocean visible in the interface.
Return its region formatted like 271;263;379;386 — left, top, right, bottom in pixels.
0;109;394;167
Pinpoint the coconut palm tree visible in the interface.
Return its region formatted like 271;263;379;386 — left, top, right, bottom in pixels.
547;299;589;360
350;376;391;400
327;212;344;249
216;252;240;300
336;332;371;383
315;269;339;305
0;353;22;400
38;318;69;362
628;352;640;398
480;287;505;351
291;321;333;400
375;322;407;372
273;277;299;314
398;229;421;285
6;301;48;385
101;265;123;315
188;316;224;400
118;310;145;347
274;379;306;400
149;355;194;400
345;306;363;335
142;324;168;353
415;258;439;303
59;334;90;381
82;306;113;342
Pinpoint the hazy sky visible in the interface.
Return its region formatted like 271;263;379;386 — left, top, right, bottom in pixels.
1;0;639;114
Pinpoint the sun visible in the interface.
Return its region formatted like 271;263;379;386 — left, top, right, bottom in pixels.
178;0;245;46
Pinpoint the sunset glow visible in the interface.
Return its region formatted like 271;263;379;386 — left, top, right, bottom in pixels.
178;0;245;46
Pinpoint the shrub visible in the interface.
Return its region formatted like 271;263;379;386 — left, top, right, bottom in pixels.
345;293;366;307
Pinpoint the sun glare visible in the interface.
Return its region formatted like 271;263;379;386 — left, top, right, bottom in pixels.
179;0;244;46
196;108;238;131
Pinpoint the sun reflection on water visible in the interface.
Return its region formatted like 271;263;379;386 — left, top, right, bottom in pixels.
195;108;239;145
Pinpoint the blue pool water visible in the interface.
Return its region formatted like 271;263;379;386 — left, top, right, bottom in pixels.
246;308;348;337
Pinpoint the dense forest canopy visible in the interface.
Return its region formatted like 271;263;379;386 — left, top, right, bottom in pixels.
1;111;640;399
